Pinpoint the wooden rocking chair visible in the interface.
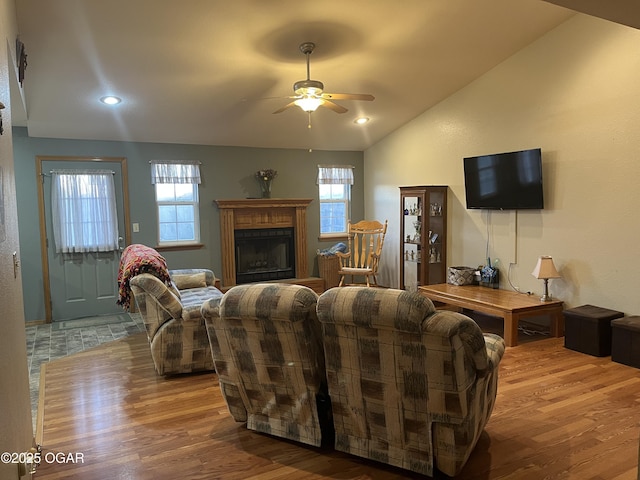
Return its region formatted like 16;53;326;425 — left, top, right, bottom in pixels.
336;219;388;287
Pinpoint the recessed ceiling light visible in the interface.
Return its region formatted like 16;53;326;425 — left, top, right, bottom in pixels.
354;117;370;125
100;96;121;105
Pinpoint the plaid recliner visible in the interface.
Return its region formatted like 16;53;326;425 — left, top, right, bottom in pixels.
316;286;505;477
130;268;222;375
202;283;331;447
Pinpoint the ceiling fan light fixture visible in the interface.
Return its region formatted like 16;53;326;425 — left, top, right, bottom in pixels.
295;96;323;112
354;117;370;125
294;80;324;97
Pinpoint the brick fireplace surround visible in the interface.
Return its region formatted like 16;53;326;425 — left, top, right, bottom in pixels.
214;198;314;289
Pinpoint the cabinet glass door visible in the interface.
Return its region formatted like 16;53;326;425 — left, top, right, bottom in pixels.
426;190;445;284
400;186;447;290
402;195;421;291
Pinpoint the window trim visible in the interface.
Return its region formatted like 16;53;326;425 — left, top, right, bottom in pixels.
150;160;202;247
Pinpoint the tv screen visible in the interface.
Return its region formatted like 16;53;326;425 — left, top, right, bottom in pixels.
463;148;544;210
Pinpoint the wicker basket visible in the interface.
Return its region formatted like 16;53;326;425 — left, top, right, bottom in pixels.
447;266;476;286
318;254;341;289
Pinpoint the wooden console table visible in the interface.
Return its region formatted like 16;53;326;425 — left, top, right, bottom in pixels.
418;284;564;347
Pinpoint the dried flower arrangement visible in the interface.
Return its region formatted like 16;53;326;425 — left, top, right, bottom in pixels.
255;169;278;181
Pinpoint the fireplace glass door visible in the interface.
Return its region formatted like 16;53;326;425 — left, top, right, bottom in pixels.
235;228;295;284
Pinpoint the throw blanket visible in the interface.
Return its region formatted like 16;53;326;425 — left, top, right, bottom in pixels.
117;244;171;310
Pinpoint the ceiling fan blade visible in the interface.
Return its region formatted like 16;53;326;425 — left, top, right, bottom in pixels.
322;92;375;101
272;102;297;114
321;100;348;114
251;95;299;101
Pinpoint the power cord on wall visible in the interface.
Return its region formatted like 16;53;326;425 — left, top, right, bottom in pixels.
485;211;491;264
484;210;532;295
508;262;532;295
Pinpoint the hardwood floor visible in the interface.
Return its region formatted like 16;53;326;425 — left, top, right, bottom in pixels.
25;313;145;428
34;332;640;479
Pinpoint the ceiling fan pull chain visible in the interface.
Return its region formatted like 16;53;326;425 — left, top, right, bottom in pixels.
308;112;312;129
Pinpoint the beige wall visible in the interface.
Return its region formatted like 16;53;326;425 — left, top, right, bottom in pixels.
0;0;34;478
366;14;640;313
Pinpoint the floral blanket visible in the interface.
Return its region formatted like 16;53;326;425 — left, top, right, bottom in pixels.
117;244;171;310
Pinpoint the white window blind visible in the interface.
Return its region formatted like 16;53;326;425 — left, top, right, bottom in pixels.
51;170;119;253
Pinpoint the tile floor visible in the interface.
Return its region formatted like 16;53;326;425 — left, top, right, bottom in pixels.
25;313;145;427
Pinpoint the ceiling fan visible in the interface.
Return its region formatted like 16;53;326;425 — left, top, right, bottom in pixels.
272;42;374;118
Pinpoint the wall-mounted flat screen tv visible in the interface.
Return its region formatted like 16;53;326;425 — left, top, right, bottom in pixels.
463;148;544;210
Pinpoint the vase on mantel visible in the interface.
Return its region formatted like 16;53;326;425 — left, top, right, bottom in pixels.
259;178;272;198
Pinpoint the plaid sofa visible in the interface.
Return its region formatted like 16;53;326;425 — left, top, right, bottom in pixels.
130;268;222;375
316;286;505;477
202;283;331;447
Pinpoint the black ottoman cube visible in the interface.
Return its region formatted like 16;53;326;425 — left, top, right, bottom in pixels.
563;304;624;356
611;316;640;368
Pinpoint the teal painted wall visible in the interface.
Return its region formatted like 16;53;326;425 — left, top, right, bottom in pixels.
13;127;364;322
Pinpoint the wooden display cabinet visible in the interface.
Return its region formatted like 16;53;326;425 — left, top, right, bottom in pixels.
400;186;448;290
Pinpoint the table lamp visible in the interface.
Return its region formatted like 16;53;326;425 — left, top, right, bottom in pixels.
531;256;560;302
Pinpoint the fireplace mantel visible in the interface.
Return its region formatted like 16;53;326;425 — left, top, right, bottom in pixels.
214;198;313;287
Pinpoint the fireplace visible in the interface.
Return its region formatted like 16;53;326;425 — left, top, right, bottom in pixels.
214;198;313;288
235;227;295;284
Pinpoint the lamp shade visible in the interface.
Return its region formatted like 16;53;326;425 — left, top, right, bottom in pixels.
531;256;560;279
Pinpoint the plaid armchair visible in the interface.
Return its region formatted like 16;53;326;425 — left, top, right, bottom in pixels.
202;283;332;447
130;268;222;375
316;286;505;477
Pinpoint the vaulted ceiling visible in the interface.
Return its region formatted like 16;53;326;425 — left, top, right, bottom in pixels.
12;0;614;151
544;0;640;30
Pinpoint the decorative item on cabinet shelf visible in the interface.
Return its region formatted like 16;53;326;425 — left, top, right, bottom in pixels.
430;202;442;216
404;246;422;263
255;169;277;198
404;203;421;216
412;220;421;241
